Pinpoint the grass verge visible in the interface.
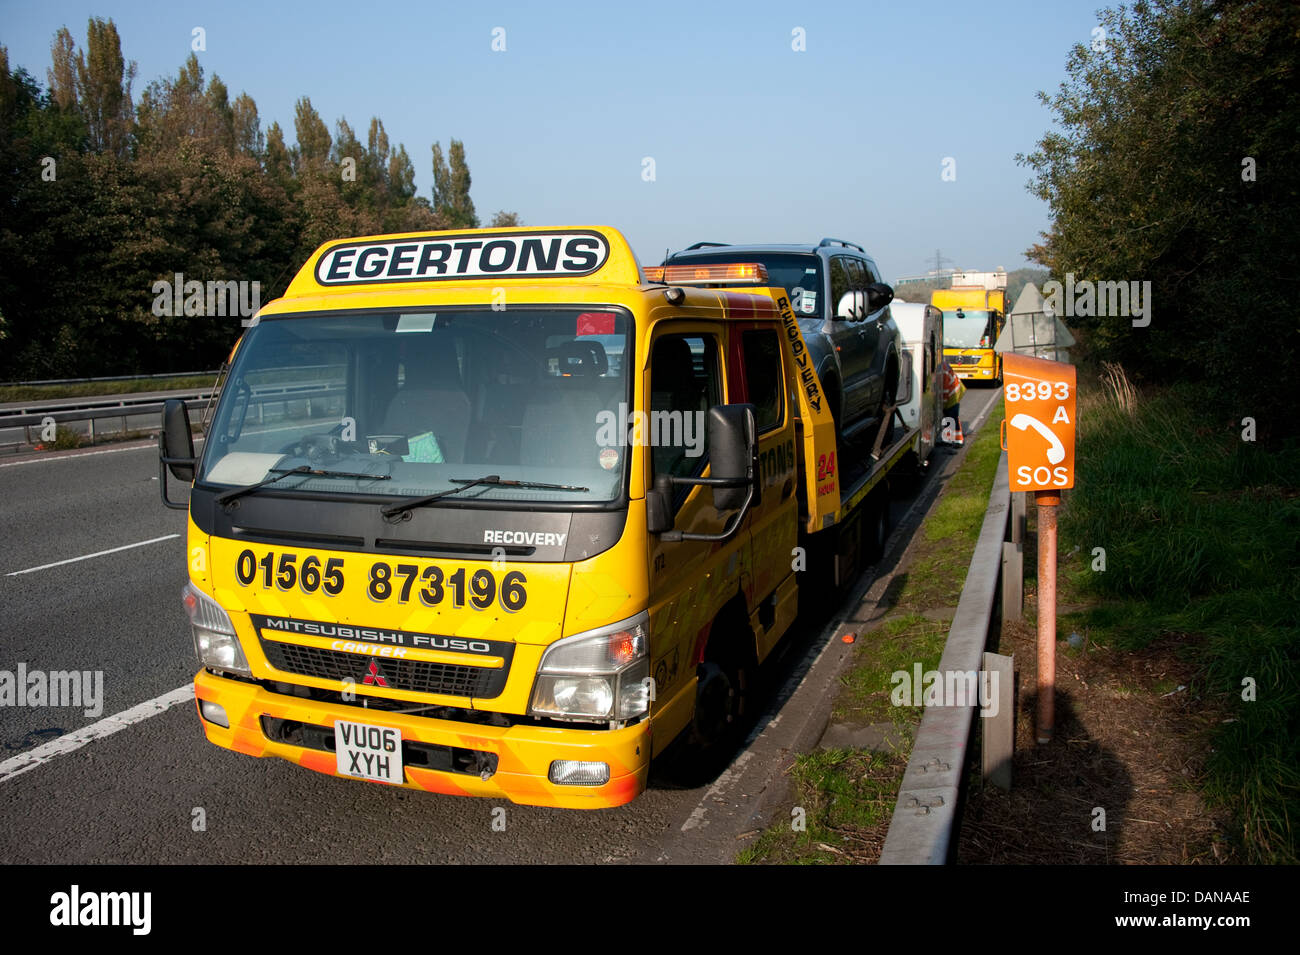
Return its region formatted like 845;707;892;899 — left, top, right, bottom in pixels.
0;374;218;403
739;398;1006;863
1054;368;1298;863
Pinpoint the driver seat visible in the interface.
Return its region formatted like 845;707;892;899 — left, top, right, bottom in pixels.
382;344;470;462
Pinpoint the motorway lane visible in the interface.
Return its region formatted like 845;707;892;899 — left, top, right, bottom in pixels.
0;386;999;863
0;444;193;752
0;704;692;864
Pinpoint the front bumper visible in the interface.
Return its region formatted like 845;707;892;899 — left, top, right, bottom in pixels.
193;670;650;809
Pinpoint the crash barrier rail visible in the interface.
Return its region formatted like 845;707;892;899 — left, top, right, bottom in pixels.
0;390;217;416
0;397;212;450
878;451;1023;864
0;381;347;451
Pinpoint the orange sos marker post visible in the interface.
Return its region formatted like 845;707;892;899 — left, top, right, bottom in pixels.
1000;354;1077;743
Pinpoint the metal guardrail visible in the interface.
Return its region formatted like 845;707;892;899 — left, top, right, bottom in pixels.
878;450;1019;865
0;391;216;416
1;382;343;422
0;380;348;451
0;398;210;429
0;370;219;388
0;398;211;449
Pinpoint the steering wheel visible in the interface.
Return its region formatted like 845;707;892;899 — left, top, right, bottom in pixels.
281;433;341;466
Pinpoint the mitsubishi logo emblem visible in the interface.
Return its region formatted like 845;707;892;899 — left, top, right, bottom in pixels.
362;659;389;687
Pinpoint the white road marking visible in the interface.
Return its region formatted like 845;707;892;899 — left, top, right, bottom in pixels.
681;751;754;832
0;684;194;785
5;534;180;576
0;443;156;468
967;386;1001;434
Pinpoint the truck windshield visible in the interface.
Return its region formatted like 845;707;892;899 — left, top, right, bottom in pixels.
199;308;632;505
942;309;994;349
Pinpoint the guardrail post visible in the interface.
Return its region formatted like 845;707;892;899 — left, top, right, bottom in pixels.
981;651;1014;790
1002;492;1024;622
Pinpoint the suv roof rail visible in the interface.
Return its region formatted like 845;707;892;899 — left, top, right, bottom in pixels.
685;241;730;250
818;237;866;253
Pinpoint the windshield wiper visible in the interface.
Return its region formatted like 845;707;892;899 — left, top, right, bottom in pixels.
216;466;391;507
380;474;590;519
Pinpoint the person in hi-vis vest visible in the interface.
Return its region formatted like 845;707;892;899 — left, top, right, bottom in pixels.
940;361;965;446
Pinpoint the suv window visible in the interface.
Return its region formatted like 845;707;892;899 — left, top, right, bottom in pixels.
829;256;852;319
844;257;867;290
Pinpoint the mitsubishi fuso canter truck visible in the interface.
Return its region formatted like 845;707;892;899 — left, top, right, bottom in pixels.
159;225;933;808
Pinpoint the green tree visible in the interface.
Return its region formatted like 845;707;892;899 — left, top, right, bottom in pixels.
1020;0;1300;438
432;138;477;228
46;27;76;110
1;25;491;379
293;96;331;173
44;20;135;156
264;120;292;185
232;92;262;156
76;17;135;156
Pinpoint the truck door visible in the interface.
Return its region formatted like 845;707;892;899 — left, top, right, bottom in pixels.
645;326;749;728
729;323;800;661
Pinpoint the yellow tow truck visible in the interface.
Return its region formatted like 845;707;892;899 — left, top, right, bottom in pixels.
159;225;933;808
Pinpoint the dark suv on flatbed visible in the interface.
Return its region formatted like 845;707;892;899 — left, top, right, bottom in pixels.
664;238;901;442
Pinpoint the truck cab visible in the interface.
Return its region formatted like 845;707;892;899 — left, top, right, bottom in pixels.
161;226;839;808
934;270;1007;384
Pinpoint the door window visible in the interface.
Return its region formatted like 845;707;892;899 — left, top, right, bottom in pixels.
649;333;720;489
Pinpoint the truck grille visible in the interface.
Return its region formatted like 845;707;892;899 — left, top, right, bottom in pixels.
259;637;510;700
950;355;982;365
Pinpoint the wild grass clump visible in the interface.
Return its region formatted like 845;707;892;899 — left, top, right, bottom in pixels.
1061;364;1298;862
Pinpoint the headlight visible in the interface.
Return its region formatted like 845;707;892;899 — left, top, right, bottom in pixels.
182;581;250;676
530;612;650;722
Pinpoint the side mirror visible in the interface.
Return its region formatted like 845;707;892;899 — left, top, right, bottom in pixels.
162;399;196;480
649;404;759;543
836;290;866;321
867;282;894;312
706;404;757;512
646;473;675;535
159;399;196;510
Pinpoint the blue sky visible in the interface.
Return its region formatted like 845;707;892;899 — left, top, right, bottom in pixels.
1;0;1108;278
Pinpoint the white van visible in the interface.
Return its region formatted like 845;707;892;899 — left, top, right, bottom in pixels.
888;301;944;465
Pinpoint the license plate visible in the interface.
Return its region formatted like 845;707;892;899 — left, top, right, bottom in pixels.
334;720;403;784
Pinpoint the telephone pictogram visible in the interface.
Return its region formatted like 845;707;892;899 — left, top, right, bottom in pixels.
1009;413;1065;465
